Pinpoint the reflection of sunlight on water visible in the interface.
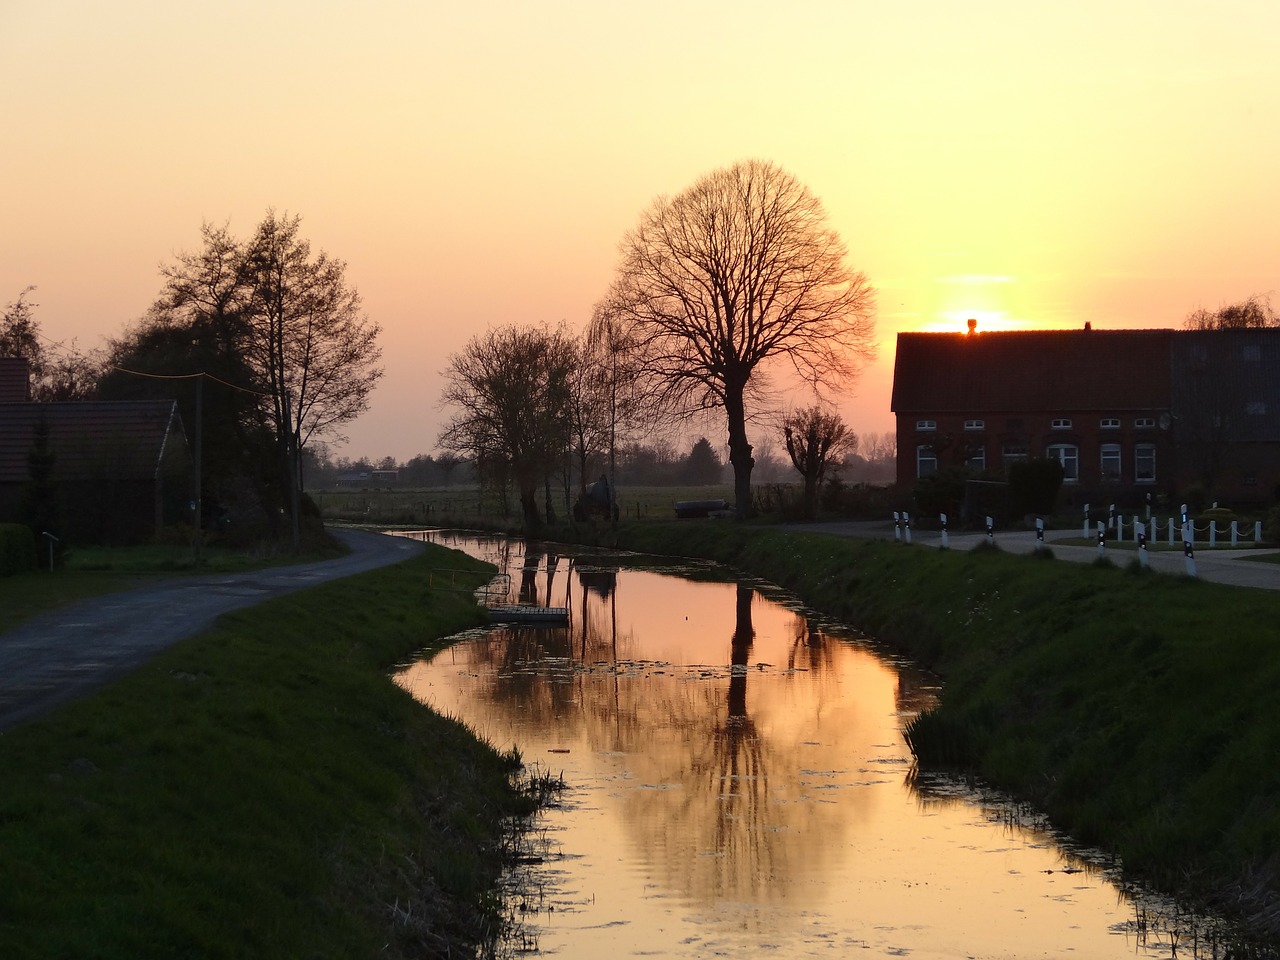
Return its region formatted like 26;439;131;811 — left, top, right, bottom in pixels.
393;531;1241;959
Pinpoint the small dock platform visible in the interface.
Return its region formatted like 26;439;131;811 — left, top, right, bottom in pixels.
487;604;570;625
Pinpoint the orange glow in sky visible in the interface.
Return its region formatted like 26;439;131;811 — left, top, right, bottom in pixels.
2;1;1277;460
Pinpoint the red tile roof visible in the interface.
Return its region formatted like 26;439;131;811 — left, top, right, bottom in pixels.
891;329;1174;413
0;401;184;485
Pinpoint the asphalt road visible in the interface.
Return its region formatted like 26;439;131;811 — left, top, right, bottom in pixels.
0;529;424;733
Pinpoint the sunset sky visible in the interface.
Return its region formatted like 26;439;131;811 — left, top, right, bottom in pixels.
3;1;1277;462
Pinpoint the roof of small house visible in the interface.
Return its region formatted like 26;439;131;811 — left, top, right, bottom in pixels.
0;401;184;485
891;329;1175;414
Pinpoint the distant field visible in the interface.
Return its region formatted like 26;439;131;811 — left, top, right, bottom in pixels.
309;483;744;526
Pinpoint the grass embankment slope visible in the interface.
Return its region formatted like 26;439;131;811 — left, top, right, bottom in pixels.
0;543;529;960
583;521;1280;941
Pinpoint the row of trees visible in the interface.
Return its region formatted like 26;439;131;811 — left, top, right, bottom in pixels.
4;212;382;544
437;159;879;528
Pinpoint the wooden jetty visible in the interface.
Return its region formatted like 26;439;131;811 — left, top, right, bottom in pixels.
486;604;570;625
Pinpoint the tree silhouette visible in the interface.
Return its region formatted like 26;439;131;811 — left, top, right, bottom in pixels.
602;159;875;518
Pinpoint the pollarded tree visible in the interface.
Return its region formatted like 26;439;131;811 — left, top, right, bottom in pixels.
1184;295;1277;330
438;323;577;532
783;406;856;520
602;159;876;518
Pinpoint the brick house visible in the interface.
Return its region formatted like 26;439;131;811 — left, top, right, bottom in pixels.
891;326;1280;509
0;358;192;543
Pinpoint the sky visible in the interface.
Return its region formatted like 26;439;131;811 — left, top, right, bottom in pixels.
3;1;1278;463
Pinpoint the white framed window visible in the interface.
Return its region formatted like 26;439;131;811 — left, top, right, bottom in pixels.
1047;443;1079;481
916;419;937;431
1134;417;1156;429
1051;418;1072;430
1100;417;1121;429
1135;443;1156;483
1247;401;1267;415
1002;444;1028;468
1244;345;1261;361
916;444;938;478
1100;443;1122;481
966;445;986;471
964;419;985;431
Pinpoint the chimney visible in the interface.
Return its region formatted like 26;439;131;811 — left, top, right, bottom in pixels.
0;357;32;402
1084;322;1092;331
966;318;977;335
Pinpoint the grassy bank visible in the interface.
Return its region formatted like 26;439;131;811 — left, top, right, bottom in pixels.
0;542;532;959
567;521;1280;944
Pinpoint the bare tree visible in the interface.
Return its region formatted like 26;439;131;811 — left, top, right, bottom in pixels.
1185;295;1277;330
601;159;875;518
438;323;576;531
783;406;856;520
2;287;103;400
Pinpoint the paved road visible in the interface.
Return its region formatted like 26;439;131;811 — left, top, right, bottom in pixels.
790;520;1280;591
0;529;424;733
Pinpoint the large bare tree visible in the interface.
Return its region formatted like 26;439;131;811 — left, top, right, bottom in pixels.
602;159;875;517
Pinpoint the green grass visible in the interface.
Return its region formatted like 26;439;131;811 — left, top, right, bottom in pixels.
0;542;531;959
312;483;738;527
564;520;1280;946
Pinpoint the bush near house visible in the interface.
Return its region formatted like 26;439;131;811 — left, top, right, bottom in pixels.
0;523;36;576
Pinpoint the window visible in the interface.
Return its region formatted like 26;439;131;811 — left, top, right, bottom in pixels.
1100;418;1121;429
916;419;937;431
1134;417;1155;429
1244;345;1261;362
1100;443;1122;481
1135;443;1156;483
1247;401;1267;416
1046;443;1079;481
916;444;938;478
965;445;986;472
1051;418;1072;430
964;419;985;431
1002;444;1028;468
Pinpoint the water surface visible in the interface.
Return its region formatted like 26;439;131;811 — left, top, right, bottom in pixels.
395;532;1227;959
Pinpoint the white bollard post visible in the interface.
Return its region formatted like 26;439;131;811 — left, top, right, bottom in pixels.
1097;521;1107;558
893;511;901;542
1035;516;1045;549
986;515;995;546
1137;521;1149;568
904;511;912;545
1082;503;1091;539
940;512;949;550
1257;521;1264;544
1183;521;1197;577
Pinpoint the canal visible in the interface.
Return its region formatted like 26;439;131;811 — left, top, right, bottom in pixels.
394;531;1231;958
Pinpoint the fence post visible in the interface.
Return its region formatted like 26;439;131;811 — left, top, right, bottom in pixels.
1210;520;1217;549
1257;520;1264;544
1231;520;1239;547
1168;517;1176;545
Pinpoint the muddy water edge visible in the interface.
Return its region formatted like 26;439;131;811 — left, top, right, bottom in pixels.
392;529;1271;958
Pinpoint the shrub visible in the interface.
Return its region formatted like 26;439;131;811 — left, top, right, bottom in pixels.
0;523;36;576
1008;457;1064;518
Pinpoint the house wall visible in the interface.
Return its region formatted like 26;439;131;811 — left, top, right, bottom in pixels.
897;409;1176;509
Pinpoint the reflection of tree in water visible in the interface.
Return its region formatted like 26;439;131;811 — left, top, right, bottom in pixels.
688;584;775;896
430;540;862;909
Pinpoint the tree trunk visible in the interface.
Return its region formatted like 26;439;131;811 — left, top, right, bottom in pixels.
725;386;754;519
519;479;541;533
802;475;819;521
